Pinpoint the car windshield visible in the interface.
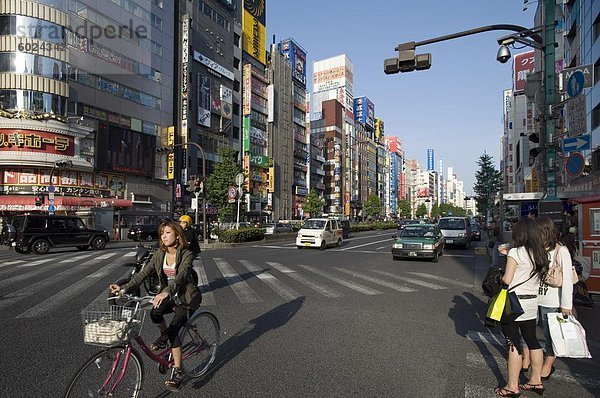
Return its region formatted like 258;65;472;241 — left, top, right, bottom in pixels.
303;220;326;229
401;226;436;237
438;219;465;230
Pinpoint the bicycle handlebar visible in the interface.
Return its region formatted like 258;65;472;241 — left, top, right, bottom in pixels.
108;293;154;303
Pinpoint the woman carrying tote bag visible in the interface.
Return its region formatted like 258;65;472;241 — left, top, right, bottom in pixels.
494;218;549;397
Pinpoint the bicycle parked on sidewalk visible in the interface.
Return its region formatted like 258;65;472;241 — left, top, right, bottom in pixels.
64;293;220;397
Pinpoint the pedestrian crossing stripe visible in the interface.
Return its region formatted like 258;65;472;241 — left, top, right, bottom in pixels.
214;258;261;304
371;270;448;290
299;264;383;295
333;267;416;293
267;262;342;298
239;260;302;301
406;272;473;288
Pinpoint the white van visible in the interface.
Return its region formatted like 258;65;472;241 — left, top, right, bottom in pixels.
296;218;343;250
438;217;472;249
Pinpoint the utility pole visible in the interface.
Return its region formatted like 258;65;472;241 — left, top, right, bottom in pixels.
543;0;557;201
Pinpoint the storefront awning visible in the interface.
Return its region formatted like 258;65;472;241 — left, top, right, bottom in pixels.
0;195;132;212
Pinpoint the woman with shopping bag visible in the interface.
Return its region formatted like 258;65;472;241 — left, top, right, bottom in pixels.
493;218;549;397
520;216;575;381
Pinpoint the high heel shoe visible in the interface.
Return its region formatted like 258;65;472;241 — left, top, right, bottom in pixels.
494;386;521;397
541;365;555;381
520;366;530;374
519;383;545;396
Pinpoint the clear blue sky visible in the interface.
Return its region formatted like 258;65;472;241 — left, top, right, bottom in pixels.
267;0;535;193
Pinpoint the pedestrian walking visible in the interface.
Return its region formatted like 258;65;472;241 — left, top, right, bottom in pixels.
494;218;549;397
488;220;501;267
178;215;201;257
520;216;574;381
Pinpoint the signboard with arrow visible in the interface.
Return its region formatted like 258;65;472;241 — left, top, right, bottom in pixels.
563;134;591;153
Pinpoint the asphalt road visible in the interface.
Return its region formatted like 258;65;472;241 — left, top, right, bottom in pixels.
0;231;598;397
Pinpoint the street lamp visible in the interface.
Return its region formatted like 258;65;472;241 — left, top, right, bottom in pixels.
158;143;208;244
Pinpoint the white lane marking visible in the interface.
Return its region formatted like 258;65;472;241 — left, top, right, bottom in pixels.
376;246;388;250
443;254;475;258
371;270;448;290
16;253;122;319
84;270;132;311
213;258;261;304
466;352;600;388
60;253;95;263
0;260;25;268
0;259;62;291
96;252;123;260
406;272;473;288
195;258;215;306
251;245;298;250
239;260;301;301
122;251;136;257
18;258;55;268
267;262;342;298
334;268;417;293
299;265;382;295
283;242;298;246
466;330;505;347
340;238;392;251
0;257;102;310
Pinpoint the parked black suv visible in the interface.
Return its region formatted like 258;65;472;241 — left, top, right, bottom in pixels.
128;224;159;241
1;215;110;254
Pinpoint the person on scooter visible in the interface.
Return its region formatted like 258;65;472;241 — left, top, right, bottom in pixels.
178;215;201;257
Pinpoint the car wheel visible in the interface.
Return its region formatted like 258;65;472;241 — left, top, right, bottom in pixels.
336;239;342;247
32;239;50;254
76;245;89;251
91;236;107;250
432;251;439;263
392;256;399;261
319;241;326;251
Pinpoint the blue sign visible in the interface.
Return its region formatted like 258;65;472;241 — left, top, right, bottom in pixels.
565;152;585;178
48;184;55;193
567;70;585;98
48;205;55;214
563;134;591;153
426;149;434;171
280;39;307;86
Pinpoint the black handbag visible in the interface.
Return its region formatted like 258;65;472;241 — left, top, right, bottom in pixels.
500;274;535;323
482;266;504;298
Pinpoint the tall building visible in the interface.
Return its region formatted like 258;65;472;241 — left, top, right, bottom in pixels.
1;0;175;234
387;136;403;217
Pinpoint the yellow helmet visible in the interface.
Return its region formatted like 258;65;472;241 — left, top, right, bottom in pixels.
179;215;192;224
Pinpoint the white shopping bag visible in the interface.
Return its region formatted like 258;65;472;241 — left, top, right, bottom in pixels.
547;313;592;358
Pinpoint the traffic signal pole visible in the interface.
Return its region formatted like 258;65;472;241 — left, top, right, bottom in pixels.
543;0;557;200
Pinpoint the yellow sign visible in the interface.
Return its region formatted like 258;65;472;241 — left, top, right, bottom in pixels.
167;153;175;180
242;9;266;65
268;166;274;192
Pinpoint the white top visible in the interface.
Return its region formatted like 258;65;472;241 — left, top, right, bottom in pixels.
538;245;574;310
507;246;542;321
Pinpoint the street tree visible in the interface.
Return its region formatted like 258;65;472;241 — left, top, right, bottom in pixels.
397;199;412;219
205;147;242;222
415;203;428;218
473;152;503;220
303;189;324;218
364;194;382;220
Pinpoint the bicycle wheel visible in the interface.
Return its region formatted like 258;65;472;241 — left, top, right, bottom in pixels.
64;346;144;398
179;311;220;378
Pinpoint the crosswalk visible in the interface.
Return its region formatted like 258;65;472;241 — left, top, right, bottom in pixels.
0;249;475;320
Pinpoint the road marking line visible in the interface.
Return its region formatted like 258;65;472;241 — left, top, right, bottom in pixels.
60;253;95;263
18;258;55;267
334;268;417;293
444;254;475;258
339;238;392;251
16;254;122;319
96;252;123;260
371;270;448;290
0;260;25;268
376;246;388;250
85;270;131;311
466;330;505;347
122;251;136;257
0;259;61;291
251;245;298;250
239;260;302;301
267;262;342;298
195;259;215;306
406;272;473;288
0;257;103;310
300;265;382;295
213;258;261;304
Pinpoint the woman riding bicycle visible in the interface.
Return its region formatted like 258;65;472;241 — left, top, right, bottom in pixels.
109;220;201;391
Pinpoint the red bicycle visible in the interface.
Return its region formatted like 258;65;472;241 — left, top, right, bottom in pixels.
65;294;219;397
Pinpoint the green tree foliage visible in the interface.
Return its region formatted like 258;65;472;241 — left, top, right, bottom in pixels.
415;203;428;218
364;194;382;219
431;202;466;218
473;153;503;218
302;189;324;218
205;148;242;222
397;199;412;218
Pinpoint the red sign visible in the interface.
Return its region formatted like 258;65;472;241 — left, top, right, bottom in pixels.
0;129;75;156
513;51;535;93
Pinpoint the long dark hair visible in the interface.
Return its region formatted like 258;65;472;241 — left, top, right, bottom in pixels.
535;216;559;250
511;218;549;277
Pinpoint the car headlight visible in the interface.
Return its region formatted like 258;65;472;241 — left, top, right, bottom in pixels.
423;244;434;249
458;233;465;237
393;243;403;249
297;233;302;238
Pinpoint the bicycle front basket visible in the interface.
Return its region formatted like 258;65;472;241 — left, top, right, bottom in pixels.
82;305;145;347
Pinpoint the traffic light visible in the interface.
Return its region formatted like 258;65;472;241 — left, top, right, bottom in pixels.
35;194;44;206
194;179;203;193
384;42;432;74
156;146;174;153
185;179;196;192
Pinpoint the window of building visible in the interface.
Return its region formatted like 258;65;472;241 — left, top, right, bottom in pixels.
234;57;240;69
233;125;239;139
592;103;600;131
0;53;67;81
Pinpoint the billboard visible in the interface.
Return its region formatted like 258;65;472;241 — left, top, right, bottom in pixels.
220;85;233;119
427;149;435;171
96;124;155;177
242;0;266;65
375;118;384;142
197;73;211;127
281;39;307;86
513;50;535;93
353;96;375;128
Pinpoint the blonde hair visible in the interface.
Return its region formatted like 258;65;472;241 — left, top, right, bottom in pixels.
158;220;189;252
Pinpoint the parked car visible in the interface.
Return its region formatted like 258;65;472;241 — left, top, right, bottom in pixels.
1;214;109;254
127;224;159;241
296;218;343;250
265;222;294;234
391;223;444;262
438;217;472;249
